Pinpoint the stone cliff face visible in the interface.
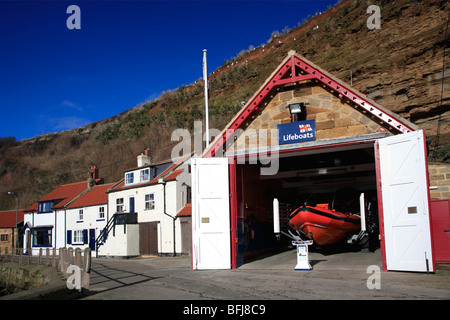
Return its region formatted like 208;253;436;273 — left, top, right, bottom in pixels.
306;0;449;146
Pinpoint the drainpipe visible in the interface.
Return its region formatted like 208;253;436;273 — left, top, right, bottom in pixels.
158;179;177;257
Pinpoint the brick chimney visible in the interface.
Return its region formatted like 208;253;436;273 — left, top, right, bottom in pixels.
137;148;151;167
87;165;98;189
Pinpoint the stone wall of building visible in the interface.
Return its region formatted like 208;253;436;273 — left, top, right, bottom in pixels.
234;82;390;151
429;163;450;200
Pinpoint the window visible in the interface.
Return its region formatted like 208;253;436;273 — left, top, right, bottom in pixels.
73;230;84;244
145;193;155;210
125;172;134;184
38;201;53;213
140;169;150;182
1;234;8;241
32;228;52;247
67;230;87;245
116;198;124;212
186;186;191;204
98;206;105;219
78;209;84;221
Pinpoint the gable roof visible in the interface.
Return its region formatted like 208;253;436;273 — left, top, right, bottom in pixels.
66;183;116;209
163;169;184;182
176;203;191;217
0;210;25;228
203;50;418;158
24;180;92;212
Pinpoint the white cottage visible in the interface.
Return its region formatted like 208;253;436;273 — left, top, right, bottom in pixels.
65;182;116;254
98;150;191;258
23;166;101;255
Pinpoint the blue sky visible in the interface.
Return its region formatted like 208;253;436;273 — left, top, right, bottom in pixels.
0;0;337;140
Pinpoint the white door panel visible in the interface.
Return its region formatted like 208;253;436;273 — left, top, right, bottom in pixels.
377;130;434;272
191;157;231;270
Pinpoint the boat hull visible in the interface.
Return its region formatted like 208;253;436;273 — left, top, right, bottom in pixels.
289;205;361;246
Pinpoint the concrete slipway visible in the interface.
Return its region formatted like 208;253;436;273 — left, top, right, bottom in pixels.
79;249;450;301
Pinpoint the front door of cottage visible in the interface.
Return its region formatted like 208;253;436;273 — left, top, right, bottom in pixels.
139;222;158;256
89;229;95;250
129;197;135;213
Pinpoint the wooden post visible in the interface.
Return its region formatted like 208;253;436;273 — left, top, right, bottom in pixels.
81;248;91;291
58;248;63;273
27;247;32;265
38;248;43;265
83;248;92;273
45;248;50;266
52;248;57;268
68;247;74;274
75;248;82;268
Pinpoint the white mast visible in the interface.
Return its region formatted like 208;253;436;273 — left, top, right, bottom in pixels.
203;49;210;146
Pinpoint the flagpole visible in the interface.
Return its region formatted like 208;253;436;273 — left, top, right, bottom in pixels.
203;49;210;147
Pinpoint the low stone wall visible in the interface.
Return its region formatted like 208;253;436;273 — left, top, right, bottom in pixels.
0;247;91;298
0;263;58;296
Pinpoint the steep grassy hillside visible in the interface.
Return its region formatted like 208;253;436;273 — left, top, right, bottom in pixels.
0;0;448;210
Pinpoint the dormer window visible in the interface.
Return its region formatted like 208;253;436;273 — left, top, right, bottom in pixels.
38;201;53;213
140;169;150;182
125;172;134;185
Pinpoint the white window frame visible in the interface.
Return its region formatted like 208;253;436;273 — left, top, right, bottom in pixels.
98;206;105;220
78;209;84;221
140;169;150;182
116;198;124;212
145;193;155;210
73;230;84;244
125;172;134;185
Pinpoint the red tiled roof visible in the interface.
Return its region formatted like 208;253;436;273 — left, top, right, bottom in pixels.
67;183;115;209
176;203;191;217
24;202;38;213
0;210;25;227
163;169;184;182
24;180;95;212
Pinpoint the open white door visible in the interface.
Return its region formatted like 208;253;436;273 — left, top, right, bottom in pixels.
377;130;434;272
191;157;231;270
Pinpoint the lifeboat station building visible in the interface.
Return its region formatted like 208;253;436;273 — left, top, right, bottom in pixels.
191;51;436;273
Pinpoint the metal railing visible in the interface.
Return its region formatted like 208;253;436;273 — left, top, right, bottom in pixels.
95;212;138;257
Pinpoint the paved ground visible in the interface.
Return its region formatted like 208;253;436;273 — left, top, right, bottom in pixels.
81;248;450;301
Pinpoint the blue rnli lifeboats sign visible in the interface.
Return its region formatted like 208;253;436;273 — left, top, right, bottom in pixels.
278;120;316;145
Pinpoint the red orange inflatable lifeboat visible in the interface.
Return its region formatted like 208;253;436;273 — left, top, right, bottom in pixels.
288;203;361;246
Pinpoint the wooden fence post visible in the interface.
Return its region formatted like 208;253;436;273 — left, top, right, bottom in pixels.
58;248;63;273
45;248;50;266
75;248;81;268
52;248;57;268
81;248;91;291
68;248;74;274
83;248;91;273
